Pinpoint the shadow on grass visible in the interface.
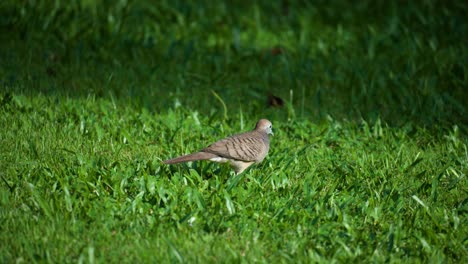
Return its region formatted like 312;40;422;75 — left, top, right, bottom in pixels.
0;0;466;127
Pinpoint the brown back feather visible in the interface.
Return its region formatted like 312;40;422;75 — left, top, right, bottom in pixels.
203;131;269;162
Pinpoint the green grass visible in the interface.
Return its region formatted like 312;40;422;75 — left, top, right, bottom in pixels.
1;1;467;263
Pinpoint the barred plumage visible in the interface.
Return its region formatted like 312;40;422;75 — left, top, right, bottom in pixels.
163;119;273;175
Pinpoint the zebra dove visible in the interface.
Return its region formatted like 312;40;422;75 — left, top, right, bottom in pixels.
163;119;273;174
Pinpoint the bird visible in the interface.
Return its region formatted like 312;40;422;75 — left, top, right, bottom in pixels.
163;119;273;175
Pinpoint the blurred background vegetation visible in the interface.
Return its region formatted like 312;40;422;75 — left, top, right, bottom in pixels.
1;0;467;126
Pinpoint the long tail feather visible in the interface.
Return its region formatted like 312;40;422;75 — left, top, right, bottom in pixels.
163;152;217;164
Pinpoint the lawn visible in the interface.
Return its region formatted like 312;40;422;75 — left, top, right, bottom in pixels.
1;1;467;263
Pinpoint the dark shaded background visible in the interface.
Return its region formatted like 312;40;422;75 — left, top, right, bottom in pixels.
1;0;467;126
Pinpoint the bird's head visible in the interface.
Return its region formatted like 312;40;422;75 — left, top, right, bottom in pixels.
255;119;273;135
